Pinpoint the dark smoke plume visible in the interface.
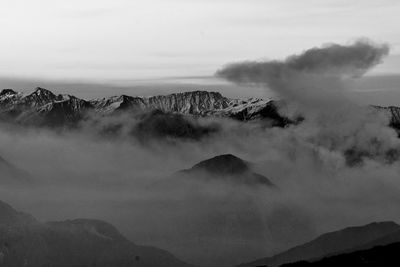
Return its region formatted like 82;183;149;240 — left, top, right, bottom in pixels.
216;39;388;84
216;39;389;107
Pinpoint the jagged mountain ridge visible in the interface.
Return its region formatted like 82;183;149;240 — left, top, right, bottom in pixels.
0;87;287;126
1;87;399;129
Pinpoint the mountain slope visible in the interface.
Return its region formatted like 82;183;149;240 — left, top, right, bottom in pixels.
0;200;193;267
238;221;400;267
281;241;400;267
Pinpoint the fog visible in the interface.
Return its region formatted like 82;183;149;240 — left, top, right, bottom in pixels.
1;113;400;266
1;39;400;267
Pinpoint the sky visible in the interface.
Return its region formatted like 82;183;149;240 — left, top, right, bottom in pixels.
1;0;400;84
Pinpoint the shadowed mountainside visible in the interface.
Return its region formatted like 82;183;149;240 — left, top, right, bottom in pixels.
281;241;400;267
238;221;400;267
0;200;194;267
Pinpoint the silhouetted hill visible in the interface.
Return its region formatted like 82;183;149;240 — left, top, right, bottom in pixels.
281;241;400;267
0;200;194;267
179;154;274;187
238;221;400;267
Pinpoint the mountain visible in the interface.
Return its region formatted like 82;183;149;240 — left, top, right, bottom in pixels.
0;200;36;226
0;88;291;127
238;221;400;267
281;241;400;267
91;91;230;115
0;199;193;267
1;87;399;132
0;87;93;126
178;154;274;187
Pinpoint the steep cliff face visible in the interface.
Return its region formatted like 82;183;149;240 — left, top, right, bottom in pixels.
144;91;230;114
91;91;230;115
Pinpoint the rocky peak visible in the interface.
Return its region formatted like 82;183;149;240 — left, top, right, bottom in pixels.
0;89;17;96
33;87;55;96
23;87;61;107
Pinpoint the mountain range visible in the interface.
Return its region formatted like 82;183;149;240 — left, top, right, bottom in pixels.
0;87;295;127
1;87;399;133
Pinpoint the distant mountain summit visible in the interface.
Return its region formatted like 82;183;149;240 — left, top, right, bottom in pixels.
179;154;274;187
190;154;250;175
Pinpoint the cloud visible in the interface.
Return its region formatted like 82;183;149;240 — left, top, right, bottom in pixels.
216;39;389;107
217;39;398;165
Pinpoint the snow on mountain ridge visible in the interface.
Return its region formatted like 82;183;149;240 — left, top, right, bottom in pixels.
0;87;271;116
2;87;397;129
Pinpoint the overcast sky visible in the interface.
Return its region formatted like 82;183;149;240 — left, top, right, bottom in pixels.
0;0;399;83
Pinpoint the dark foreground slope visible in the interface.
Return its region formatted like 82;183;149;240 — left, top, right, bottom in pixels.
238;222;400;267
0;200;193;267
282;241;400;267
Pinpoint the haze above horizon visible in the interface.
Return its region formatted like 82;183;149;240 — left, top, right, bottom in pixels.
1;0;400;83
